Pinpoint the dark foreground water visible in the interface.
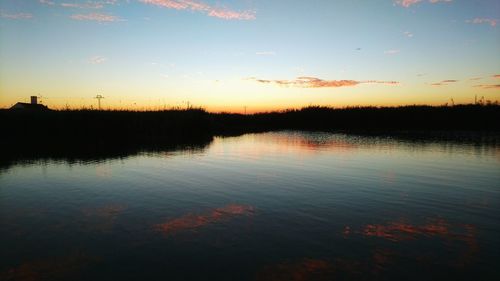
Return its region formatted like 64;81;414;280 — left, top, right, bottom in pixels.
1;132;499;281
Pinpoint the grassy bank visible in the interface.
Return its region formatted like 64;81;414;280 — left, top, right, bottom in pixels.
1;104;499;167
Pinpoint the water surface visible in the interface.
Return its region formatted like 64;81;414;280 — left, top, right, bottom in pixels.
1;132;499;280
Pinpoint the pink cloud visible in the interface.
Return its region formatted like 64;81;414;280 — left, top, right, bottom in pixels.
140;0;256;20
395;0;452;8
466;18;497;27
493;75;500;78
208;8;255;20
0;12;33;19
394;0;422;8
248;77;399;88
429;0;452;3
70;13;121;22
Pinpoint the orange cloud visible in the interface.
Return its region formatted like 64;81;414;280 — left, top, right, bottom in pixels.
140;0;256;20
431;79;458;86
493;74;500;78
466;18;497;27
70;13;121;22
473;84;500;89
248;76;399;88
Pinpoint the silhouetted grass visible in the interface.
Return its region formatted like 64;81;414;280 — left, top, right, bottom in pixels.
1;104;499;168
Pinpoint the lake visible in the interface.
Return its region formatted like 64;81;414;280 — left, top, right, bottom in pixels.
1;131;499;281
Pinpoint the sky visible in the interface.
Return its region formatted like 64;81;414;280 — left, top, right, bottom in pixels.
0;0;499;112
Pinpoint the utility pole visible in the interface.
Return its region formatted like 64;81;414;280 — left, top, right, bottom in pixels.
244;106;247;115
95;94;104;110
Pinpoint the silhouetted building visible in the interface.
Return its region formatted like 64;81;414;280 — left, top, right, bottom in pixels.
10;96;49;110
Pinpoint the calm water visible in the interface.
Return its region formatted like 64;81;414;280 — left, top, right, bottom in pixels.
1;132;499;281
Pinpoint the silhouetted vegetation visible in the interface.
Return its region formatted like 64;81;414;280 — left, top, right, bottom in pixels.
1;104;499;169
211;104;500;134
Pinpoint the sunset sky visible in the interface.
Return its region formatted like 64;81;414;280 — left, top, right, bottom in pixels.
0;0;499;112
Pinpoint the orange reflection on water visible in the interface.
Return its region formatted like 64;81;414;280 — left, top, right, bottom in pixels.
155;204;254;235
358;218;479;267
255;259;334;281
0;253;98;281
363;219;450;242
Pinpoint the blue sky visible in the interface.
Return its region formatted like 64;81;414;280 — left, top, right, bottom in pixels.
0;0;499;111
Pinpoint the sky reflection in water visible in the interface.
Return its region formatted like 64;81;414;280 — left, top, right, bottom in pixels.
1;132;499;280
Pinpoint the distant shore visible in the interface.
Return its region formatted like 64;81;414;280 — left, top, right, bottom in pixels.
1;104;499;167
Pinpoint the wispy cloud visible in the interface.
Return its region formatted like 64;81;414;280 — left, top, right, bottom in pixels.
493;74;500;78
466;18;497;27
62;2;104;9
469;77;482;81
89;56;108;64
71;13;121;22
429;0;452;3
140;0;256;20
395;0;452;8
40;0;119;9
39;0;55;5
256;51;276;56
0;11;33;20
394;0;422;8
384;49;400;55
247;77;399;88
431;79;458;86
403;31;413;38
473;84;500;89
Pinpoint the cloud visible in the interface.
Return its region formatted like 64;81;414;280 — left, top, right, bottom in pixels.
394;0;452;8
71;13;121;22
140;0;256;20
469;77;482;81
473;84;500;89
89;55;108;64
61;2;104;9
39;0;55;5
403;31;413;38
466;18;497;27
394;0;422;8
256;51;276;56
384;49;400;55
429;0;452;3
208;8;256;20
0;12;33;19
431;79;458;86
247;76;399;88
494;74;500;78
